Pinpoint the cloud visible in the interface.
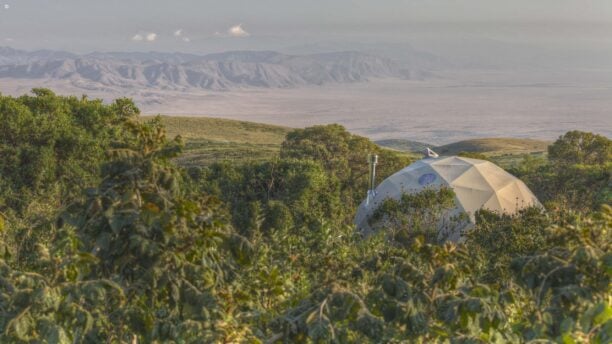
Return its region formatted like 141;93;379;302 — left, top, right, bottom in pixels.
146;33;157;41
132;32;157;42
174;29;190;42
3;4;9;10
228;24;250;37
5;38;14;42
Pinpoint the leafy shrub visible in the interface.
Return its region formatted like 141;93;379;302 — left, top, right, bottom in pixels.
0;89;137;211
280;124;411;209
197;158;343;235
548;131;611;166
369;187;458;245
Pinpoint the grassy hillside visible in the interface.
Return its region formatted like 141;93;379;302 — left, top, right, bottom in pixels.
141;116;291;167
151;116;290;144
437;138;550;155
376;137;550;168
142;116;550;168
375;139;431;153
376;137;549;156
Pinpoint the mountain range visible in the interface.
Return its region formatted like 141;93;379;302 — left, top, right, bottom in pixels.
0;47;432;91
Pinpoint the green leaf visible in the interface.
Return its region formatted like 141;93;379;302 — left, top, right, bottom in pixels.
594;303;612;326
561;333;576;344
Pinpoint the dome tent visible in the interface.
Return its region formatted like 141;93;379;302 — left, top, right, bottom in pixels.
354;156;541;241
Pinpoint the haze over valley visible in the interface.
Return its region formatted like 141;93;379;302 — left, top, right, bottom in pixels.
1;45;610;144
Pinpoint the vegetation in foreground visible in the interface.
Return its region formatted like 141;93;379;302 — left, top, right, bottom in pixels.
0;90;610;343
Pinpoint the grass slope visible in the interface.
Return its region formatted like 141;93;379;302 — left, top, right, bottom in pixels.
142;116;549;168
437;138;550;155
375;139;432;153
153;116;290;144
376;138;549;156
141;116;291;167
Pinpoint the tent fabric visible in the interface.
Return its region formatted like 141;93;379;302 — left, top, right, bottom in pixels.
354;156;541;241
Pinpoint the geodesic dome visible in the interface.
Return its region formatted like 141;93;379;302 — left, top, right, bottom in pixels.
354;156;541;241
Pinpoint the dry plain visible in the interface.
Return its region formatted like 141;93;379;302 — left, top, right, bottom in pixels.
2;69;611;145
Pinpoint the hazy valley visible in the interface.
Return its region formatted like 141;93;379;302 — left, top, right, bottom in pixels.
1;46;611;144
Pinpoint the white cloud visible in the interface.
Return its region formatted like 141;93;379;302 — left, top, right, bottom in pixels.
228;24;250;37
5;38;14;42
132;32;157;42
174;29;190;42
3;4;9;10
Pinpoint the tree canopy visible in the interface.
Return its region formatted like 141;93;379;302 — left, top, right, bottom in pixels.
548;131;611;166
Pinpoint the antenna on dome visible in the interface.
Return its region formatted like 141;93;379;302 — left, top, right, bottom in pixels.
424;147;439;158
366;154;378;206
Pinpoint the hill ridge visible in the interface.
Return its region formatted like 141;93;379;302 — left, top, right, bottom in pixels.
0;47;428;91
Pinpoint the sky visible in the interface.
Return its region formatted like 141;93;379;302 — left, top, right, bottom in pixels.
0;0;611;53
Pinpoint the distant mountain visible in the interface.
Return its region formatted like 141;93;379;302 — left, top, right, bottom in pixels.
0;48;423;91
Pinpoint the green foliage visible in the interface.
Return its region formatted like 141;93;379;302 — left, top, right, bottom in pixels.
548;131;611;166
60;118;255;342
369;187;458;245
0;89;136;210
196;158;342;235
268;206;611;343
0;109;257;342
1;90;610;343
0;224;127;343
0;90;140;271
195;124;410;238
511;132;611;212
467;207;550;281
281;124;411;209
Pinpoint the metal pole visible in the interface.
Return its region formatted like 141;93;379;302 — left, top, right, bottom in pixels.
366;154;378;206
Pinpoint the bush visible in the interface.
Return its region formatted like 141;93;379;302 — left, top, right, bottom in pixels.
281;124;411;209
